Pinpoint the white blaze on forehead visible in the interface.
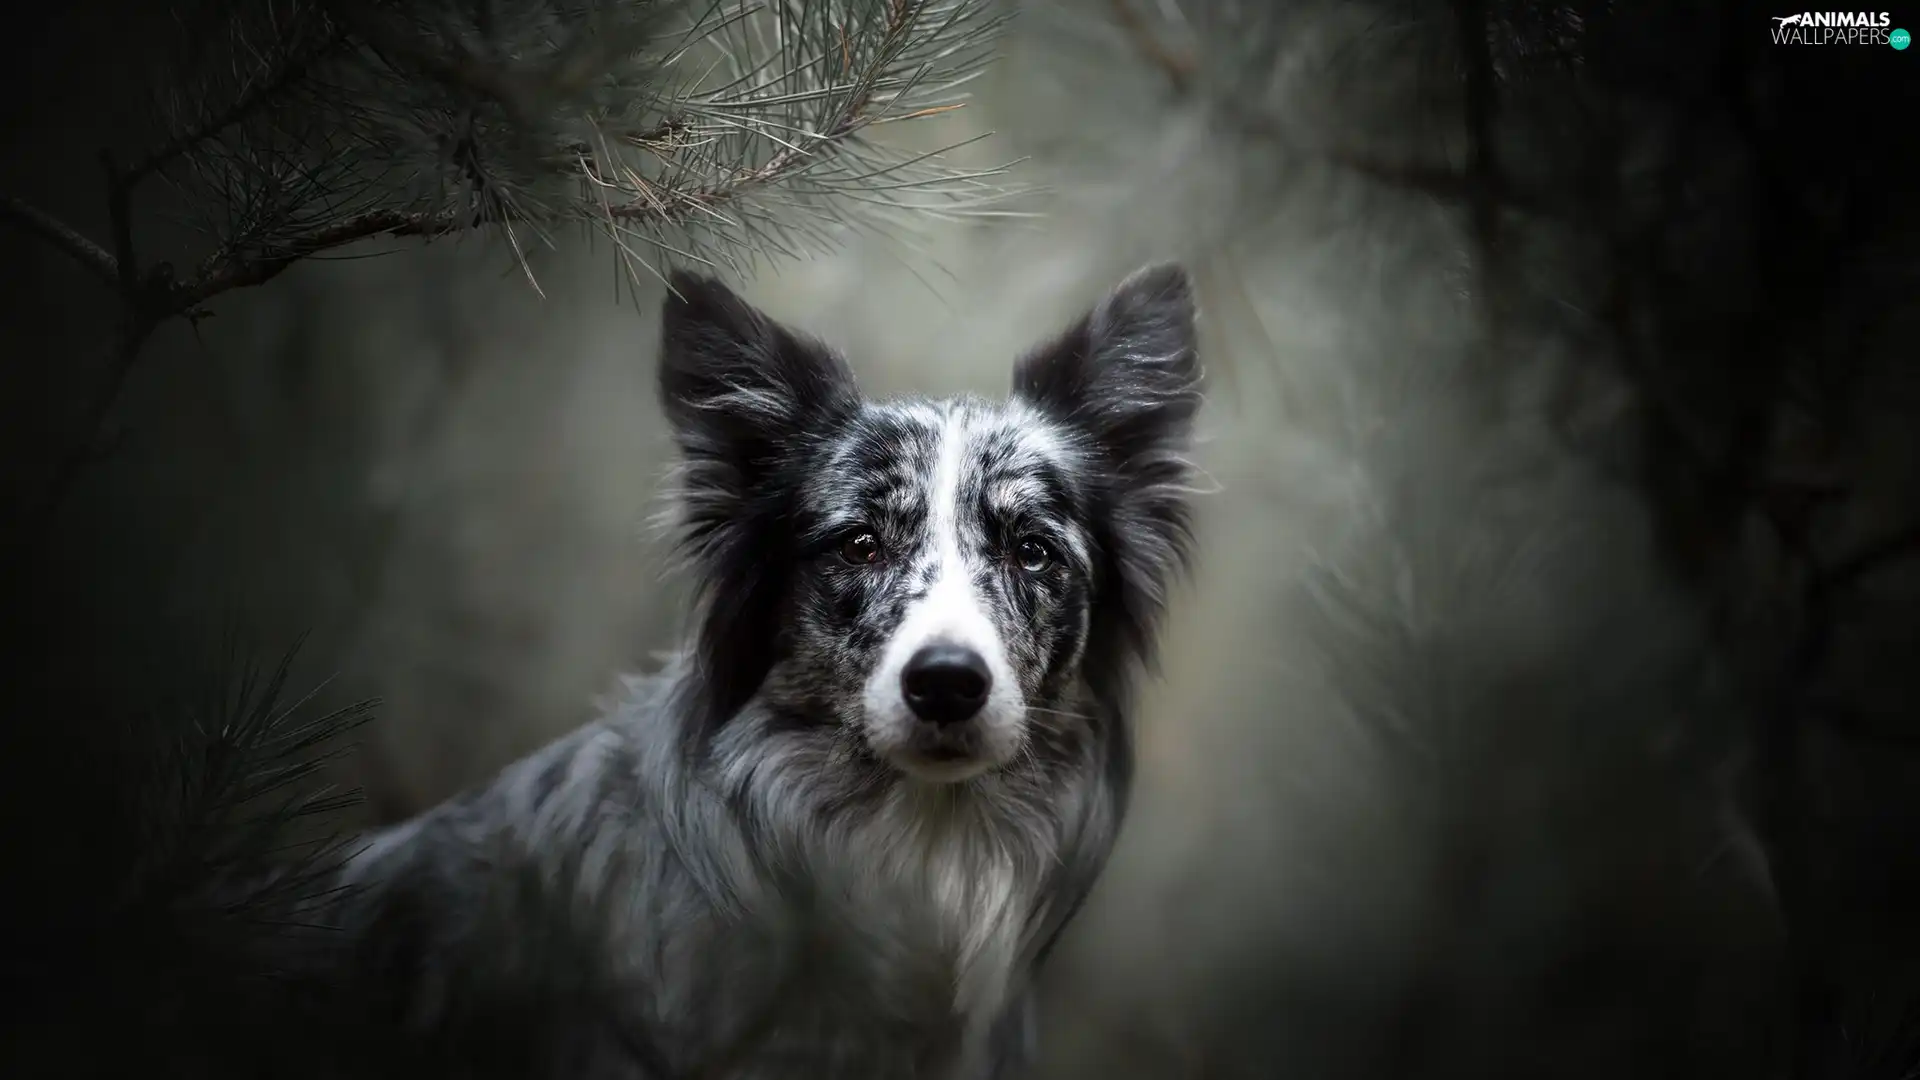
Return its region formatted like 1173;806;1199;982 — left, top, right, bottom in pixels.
867;406;1021;721
906;407;1006;660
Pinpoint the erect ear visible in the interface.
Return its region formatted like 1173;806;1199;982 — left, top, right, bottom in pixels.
658;270;856;552
657;271;856;735
1012;262;1203;684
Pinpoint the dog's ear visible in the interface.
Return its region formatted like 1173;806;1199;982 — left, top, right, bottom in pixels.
657;272;856;736
659;271;855;488
1012;262;1202;681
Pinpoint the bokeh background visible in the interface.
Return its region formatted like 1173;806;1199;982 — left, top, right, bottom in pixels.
5;1;1918;1077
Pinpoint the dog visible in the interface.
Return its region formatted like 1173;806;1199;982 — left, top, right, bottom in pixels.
308;263;1204;1080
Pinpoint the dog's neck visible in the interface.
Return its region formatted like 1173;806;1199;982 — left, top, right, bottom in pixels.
617;657;1125;1075
676;681;1103;1030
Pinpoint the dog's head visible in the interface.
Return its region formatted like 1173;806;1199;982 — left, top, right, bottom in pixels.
657;264;1201;784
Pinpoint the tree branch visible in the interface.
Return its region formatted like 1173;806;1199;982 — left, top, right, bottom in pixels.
122;22;349;188
330;3;666;130
10;319;158;560
100;152;140;300
148;1;938;316
1814;521;1920;600
18;0;989;326
164;75;907;315
0;191;120;290
7;0;999;542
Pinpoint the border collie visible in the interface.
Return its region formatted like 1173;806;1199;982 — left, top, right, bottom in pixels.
316;263;1204;1079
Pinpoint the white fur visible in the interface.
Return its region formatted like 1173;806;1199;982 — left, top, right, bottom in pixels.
862;406;1028;782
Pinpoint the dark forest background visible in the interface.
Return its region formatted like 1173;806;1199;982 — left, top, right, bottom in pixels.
3;0;1919;1077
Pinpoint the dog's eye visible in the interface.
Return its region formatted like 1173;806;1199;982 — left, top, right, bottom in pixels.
1013;537;1053;574
838;532;883;566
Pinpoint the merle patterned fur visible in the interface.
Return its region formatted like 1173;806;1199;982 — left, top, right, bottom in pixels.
313;263;1204;1079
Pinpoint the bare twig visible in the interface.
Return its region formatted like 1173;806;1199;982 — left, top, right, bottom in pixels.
0;192;120;290
13;156;166;538
100;152;141;301
1815;522;1920;599
19;321;159;554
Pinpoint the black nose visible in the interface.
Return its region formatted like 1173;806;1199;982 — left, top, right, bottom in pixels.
901;644;991;726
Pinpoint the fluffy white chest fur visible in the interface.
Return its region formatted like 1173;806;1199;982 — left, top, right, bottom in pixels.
706;722;1048;1071
848;788;1031;1016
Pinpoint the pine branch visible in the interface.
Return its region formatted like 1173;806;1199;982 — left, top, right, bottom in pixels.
328;1;663;126
123;19;350;188
161;0;960;314
6;634;378;1055
103;0;1005;320
5;0;1012;536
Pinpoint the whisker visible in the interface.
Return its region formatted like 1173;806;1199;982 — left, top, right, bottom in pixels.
1020;740;1046;778
1024;704;1098;724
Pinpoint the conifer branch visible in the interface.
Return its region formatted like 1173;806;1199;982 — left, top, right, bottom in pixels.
3;0;1012;531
